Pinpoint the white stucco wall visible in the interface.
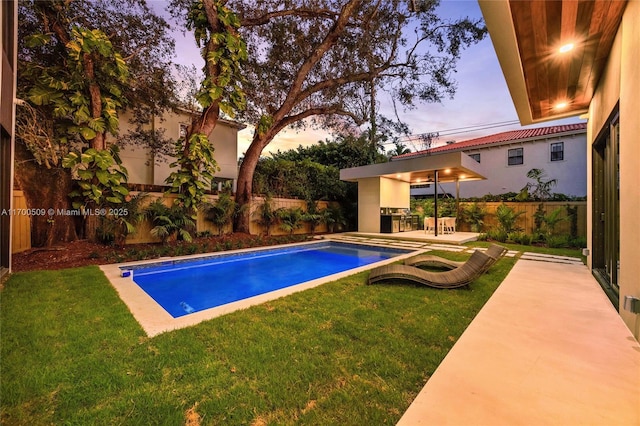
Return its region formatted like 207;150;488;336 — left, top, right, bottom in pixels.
357;178;382;233
411;134;587;198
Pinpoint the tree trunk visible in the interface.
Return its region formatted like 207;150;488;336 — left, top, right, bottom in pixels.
234;135;265;233
14;140;79;247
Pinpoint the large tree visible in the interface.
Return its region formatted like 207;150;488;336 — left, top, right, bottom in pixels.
16;0;176;245
171;0;486;233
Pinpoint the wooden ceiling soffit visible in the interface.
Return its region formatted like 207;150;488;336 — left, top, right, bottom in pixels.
509;0;627;121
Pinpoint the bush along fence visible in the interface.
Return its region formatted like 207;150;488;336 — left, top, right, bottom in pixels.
11;191;340;252
411;199;587;248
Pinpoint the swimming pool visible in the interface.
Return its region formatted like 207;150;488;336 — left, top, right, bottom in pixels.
124;241;411;318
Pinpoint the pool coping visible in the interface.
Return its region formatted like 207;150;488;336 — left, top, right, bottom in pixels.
100;239;421;337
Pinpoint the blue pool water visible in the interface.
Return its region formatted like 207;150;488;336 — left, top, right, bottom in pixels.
125;241;410;318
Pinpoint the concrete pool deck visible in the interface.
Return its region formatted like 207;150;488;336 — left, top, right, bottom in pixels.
397;259;640;425
100;240;421;337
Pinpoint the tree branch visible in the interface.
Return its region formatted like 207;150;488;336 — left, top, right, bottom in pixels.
241;8;339;27
272;0;363;125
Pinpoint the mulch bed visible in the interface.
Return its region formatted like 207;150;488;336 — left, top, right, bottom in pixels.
11;233;313;272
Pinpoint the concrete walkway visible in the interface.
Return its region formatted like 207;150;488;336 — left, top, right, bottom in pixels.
397;260;640;425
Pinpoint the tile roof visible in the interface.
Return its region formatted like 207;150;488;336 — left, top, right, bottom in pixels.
393;123;587;160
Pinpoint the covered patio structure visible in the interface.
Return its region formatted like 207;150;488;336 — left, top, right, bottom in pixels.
340;151;487;235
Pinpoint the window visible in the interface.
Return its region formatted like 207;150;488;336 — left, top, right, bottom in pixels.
550;142;564;161
507;148;523;165
468;153;481;163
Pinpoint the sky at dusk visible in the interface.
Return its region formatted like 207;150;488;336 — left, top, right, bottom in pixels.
158;0;584;157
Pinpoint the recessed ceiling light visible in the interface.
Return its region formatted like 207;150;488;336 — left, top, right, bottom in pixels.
555;102;568;109
559;43;574;53
459;174;466;179
444;169;451;174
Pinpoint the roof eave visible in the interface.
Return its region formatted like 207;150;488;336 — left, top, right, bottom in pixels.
478;0;586;125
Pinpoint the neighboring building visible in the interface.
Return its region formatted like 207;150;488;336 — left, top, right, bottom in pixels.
395;123;587;199
114;109;245;192
479;0;639;338
1;0;17;276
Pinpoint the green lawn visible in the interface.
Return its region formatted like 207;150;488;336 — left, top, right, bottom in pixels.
0;249;520;425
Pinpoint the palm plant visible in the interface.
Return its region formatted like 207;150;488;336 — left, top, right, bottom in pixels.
302;200;324;235
324;203;347;233
145;199;194;243
97;193;149;246
542;207;567;236
202;192;237;236
278;207;305;235
461;202;486;232
253;195;279;236
495;203;525;233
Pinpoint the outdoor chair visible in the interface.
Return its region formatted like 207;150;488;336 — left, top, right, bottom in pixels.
368;250;493;289
424;217;435;234
404;244;507;272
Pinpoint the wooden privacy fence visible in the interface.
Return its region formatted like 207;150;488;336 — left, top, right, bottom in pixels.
11;191;331;251
456;201;586;236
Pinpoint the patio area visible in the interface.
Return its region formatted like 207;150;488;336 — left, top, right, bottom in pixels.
338;230;480;245
397;259;640;425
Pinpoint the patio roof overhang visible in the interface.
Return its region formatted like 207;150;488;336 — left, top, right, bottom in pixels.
478;0;627;125
340;151;487;185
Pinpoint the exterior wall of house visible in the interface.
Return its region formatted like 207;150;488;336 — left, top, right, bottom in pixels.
411;133;587;199
587;0;640;338
115;110;241;189
1;0;17;274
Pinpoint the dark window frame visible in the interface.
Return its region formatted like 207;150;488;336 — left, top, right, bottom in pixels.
550;142;564;161
468;153;481;163
507;147;523;166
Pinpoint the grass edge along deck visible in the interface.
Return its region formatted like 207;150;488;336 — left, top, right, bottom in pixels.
100;240;420;337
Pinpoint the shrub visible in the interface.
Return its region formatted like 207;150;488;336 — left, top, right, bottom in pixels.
487;229;508;243
145;198;195;243
546;235;570;248
495;203;525;233
461;202;486;232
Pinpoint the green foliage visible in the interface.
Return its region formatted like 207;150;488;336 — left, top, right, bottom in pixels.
186;0;246;116
566;204;579;238
253;195;279;236
495;203;525;233
202;192;239;236
271;134;387;169
165;132;219;214
545;235;570;248
253;157;346;201
277;207;305;235
541;207;567;237
518;168;558;201
324;203;347;233
461;202;487;232
145;199;195;243
486;229;508;243
96;192;148;246
302;200;331;235
25;25;128;146
62;147;129;209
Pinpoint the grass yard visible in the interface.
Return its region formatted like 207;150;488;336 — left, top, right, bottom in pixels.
0;249;518;425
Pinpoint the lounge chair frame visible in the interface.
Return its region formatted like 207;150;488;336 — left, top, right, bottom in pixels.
368;250;494;289
404;244;507;272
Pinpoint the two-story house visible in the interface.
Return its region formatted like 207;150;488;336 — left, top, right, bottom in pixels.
114;109;245;192
395;123;587;199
